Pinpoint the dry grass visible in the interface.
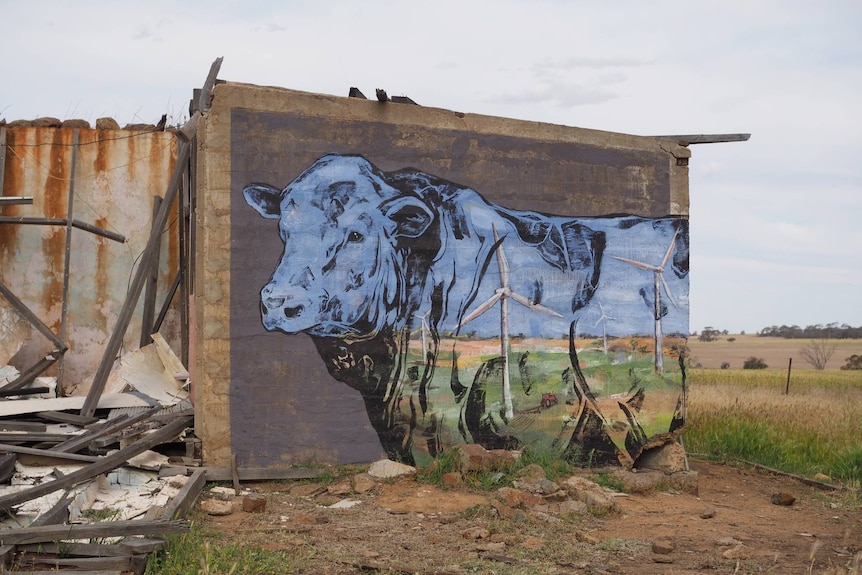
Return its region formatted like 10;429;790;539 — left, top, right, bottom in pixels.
685;368;862;484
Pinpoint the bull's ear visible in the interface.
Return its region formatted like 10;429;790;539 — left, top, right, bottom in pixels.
243;184;283;219
383;196;434;238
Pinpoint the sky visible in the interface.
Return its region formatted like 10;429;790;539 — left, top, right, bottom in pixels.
1;0;860;335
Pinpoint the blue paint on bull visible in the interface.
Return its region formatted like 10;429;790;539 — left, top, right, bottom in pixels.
243;153;689;465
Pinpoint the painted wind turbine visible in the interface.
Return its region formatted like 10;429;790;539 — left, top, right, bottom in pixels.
594;303;617;355
612;230;679;374
414;310;431;360
459;224;564;421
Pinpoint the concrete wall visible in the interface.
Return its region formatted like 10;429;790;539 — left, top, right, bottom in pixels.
195;82;690;469
0;126;180;392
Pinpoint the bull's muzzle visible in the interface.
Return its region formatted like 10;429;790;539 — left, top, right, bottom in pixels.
260;283;315;331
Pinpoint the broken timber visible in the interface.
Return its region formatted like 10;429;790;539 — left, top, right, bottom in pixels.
0;518;189;545
0;415;191;511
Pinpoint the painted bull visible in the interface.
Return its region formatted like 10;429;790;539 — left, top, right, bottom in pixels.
244;153;689;465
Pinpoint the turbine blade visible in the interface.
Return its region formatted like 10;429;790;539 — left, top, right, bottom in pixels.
458;292;503;327
660;274;678;308
611;255;658;272
510;292;564;318
492;224;510;288
660;230;679;270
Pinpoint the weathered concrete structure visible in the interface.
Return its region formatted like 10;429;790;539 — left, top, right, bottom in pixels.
195;82;691;469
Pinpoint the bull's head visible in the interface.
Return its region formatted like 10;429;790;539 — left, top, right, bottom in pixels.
243;155;435;340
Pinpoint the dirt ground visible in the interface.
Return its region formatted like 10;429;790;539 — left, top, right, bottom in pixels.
197;459;861;574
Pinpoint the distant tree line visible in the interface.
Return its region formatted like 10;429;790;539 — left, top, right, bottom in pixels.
758;323;862;339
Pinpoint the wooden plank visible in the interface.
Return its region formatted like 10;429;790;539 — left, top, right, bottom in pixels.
0;386;50;398
0;518;188;545
140;195;163;348
652;133;751;145
118;537;165;555
0;393;151;418
0;453;16;483
0;353;58;392
0;281;66;351
0;443;100;462
28;493;72;527
0;432;76;443
0;416;192;511
81;130;195;418
0;420;47;432
15;554;147;572
202;466;325;482
162;467;206;520
35;411;99;425
19;541;142;557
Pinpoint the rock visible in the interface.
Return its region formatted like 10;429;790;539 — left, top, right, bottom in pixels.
328;498;362;509
200;499;233;516
489;533;519;545
770;492;796;506
327;480;352;496
33;117;62;128
441;472;463;487
123;123;156;131
575;531;601;545
561;476;619;514
61;119;90;129
700;506;716;519
462;527;490;540
512;476;559;495
208;486;236;501
813;473;833;483
352;473;376;493
722;545;750;560
455;444;518;473
519;537;544;549
490;499;515;519
652;555;674;564
716;537;742;547
637;441;688;473
651;540;675;554
559;499;588;516
96;117;121;130
477;542;507;552
495;487;524;508
367;459;416;479
242;493;266;513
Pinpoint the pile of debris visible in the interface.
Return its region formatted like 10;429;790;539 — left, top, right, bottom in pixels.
0;335;201;574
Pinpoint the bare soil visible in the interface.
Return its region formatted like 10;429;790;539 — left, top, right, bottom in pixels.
199;459;861;574
687;335;862;370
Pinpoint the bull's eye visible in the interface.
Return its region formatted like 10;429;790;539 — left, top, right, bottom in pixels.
347;231;364;243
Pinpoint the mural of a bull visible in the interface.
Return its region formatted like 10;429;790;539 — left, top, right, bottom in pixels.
243;153;689;466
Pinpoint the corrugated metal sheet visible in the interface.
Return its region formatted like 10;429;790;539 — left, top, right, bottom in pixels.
0;127;180;392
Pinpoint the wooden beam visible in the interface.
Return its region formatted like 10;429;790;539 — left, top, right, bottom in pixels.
651;133;751;145
0;518;188;545
140;195;163;347
162;467;206;520
0;415;191;511
0;352;59;392
28;493;72;527
201;466;325;482
35;411;98;426
0;217;126;242
0;197;33;205
0;281;66;351
0;443;100;462
14;554;148;572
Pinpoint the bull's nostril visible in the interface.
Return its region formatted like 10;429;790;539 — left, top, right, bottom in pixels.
284;305;304;319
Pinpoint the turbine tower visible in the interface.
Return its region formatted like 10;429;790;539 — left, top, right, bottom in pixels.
459;225;564;420
594;303;617;355
414;311;431;360
612;230;679;374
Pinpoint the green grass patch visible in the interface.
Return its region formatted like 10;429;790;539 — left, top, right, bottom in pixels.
146;518;306;575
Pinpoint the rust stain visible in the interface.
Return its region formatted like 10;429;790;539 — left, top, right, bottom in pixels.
40;129;71;332
94;130;109;174
0;130;22;259
93;216;109;328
